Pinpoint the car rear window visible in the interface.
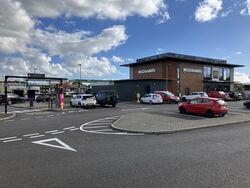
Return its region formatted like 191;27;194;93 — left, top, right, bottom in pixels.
217;100;226;105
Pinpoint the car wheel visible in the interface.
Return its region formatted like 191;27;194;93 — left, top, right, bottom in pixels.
182;97;187;102
149;100;153;104
8;100;12;105
206;110;214;118
179;107;186;114
112;103;116;107
70;102;73;107
220;113;226;117
246;104;250;109
140;99;143;103
78;102;81;108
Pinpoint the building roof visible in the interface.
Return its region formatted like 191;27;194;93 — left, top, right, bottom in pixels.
122;52;244;68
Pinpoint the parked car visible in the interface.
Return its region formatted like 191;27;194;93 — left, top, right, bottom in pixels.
36;94;50;102
243;100;250;109
154;91;180;104
70;94;96;108
179;97;228;117
7;94;25;104
95;90;119;107
140;93;163;104
181;92;208;102
227;91;242;101
0;93;9;105
208;91;226;99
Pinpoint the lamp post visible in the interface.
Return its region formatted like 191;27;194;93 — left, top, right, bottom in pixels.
78;64;81;92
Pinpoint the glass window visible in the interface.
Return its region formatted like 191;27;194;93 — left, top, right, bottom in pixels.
212;69;218;79
223;68;230;81
204;66;212;79
219;68;223;80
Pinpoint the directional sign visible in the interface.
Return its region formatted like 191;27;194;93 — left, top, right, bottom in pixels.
32;138;76;152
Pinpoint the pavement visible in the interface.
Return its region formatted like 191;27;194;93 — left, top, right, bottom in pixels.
0;112;16;121
111;110;250;134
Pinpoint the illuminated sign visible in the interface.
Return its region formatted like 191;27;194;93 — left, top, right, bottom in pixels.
138;68;156;74
183;68;202;74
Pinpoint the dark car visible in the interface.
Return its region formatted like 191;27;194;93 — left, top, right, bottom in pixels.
179;97;228;117
36;94;50;102
0;93;8;105
95;90;119;107
7;94;25;104
243;100;250;109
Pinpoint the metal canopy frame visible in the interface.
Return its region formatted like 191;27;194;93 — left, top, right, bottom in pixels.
4;75;67;114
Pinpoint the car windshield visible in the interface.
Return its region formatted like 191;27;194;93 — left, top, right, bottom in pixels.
166;91;174;97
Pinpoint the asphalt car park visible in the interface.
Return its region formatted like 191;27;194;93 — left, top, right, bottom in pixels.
1;100;250;187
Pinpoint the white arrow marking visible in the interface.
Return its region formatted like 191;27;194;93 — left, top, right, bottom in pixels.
32;138;76;152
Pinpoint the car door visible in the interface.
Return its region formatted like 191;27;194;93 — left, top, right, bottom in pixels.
187;98;202;113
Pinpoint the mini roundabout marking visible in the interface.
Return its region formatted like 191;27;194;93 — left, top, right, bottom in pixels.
80;116;144;136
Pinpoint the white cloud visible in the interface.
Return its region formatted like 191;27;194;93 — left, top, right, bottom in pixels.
240;0;250;15
0;0;130;79
234;72;250;83
32;25;127;57
195;0;223;22
0;0;34;53
111;56;125;64
235;51;242;55
18;0;168;20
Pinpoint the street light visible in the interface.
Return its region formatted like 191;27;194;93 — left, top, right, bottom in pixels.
78;64;81;92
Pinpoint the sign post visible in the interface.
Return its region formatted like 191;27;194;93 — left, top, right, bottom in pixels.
60;94;64;111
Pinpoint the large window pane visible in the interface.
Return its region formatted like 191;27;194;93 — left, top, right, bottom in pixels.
204;66;211;79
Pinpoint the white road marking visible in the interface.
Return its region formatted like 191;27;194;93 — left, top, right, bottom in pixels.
80;116;144;136
84;126;109;129
36;116;44;119
69;128;79;131
0;136;17;141
47;115;54;117
63;126;75;130
51;131;65;135
3;119;15;123
23;133;40;137
45;130;59;134
32;138;76;152
30;134;45;139
3;138;22;143
95;129;114;132
68;111;75;113
21;118;31;121
12;109;42;114
56;114;61;116
86;122;112;125
121;108;149;112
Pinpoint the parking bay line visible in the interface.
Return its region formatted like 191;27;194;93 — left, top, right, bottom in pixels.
69;128;79;131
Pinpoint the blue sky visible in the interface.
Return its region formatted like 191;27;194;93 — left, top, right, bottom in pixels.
0;0;250;82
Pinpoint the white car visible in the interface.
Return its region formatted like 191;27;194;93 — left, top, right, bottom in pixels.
181;92;208;102
70;94;97;108
140;93;163;104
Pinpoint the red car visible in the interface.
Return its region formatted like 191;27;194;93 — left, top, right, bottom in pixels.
154;91;180;104
208;91;226;100
178;97;228;117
